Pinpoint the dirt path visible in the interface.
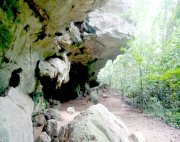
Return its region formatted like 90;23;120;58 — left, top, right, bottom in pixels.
60;95;180;142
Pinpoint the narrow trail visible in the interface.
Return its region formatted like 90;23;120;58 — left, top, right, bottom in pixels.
60;94;180;142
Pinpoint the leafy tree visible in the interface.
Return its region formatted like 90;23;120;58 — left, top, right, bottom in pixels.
98;0;180;128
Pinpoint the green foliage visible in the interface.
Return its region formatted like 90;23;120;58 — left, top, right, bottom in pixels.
164;109;180;128
0;0;20;20
0;21;11;49
98;0;180;127
33;92;48;114
0;0;19;49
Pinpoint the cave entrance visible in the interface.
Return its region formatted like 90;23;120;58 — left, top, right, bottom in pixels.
39;62;99;103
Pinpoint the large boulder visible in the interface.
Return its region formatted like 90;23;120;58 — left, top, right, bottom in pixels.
64;104;130;142
60;104;145;142
0;87;34;142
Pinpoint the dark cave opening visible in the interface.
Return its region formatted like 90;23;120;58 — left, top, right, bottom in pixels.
9;68;23;88
39;76;56;101
54;63;93;102
37;62;99;103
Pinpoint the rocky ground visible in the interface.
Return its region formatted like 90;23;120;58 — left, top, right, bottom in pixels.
60;92;180;142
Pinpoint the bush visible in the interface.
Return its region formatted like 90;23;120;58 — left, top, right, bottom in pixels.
164;109;180;128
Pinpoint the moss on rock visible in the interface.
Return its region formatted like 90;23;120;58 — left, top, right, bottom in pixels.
0;21;11;49
0;0;20;20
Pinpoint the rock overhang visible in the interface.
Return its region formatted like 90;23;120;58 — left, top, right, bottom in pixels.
0;0;134;96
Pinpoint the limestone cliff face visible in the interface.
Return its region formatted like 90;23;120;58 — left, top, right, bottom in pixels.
0;1;133;141
0;0;105;94
0;0;133;96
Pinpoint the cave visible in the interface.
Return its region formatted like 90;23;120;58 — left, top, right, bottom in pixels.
56;63;90;102
38;62;97;102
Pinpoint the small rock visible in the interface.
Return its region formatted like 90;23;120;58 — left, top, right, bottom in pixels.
67;107;75;114
32;114;46;127
49;99;61;110
89;91;99;104
102;93;108;98
33;126;44;142
58;126;69;141
45;119;64;138
45;108;62;121
37;132;51;142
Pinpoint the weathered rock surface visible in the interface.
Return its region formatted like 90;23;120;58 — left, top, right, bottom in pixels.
38;55;70;88
45;108;63;121
37;132;51;142
33;126;44;142
32;114;46;127
56;21;83;47
83;0;134;75
0;0;137;141
49;99;61;110
0;0;106;94
67;106;75;114
33;105;145;142
33;108;65;142
0;87;34;142
0;0;134;101
45;119;64;139
64;104;131;142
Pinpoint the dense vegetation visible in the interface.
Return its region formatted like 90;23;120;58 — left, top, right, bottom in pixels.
0;0;20;49
0;0;19;20
0;21;11;49
98;0;180;128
